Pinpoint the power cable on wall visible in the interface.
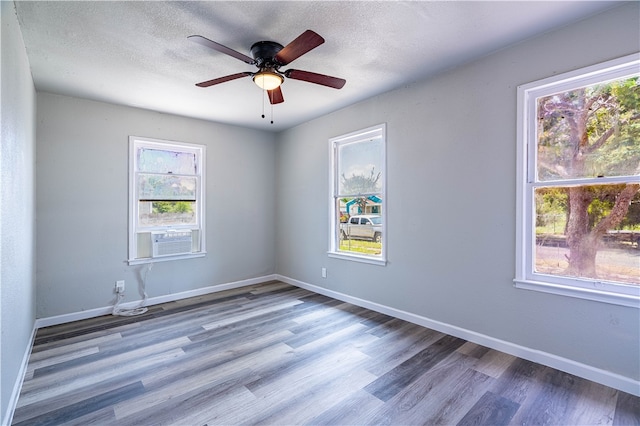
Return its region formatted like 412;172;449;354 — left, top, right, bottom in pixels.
112;263;152;316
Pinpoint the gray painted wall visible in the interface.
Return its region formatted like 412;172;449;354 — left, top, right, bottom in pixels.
36;93;277;318
1;1;37;422
275;2;640;381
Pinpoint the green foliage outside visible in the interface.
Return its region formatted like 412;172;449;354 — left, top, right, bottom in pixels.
537;77;640;180
152;201;193;214
536;186;640;234
535;74;639;282
339;239;382;256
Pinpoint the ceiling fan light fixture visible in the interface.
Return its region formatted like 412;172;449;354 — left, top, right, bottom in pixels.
253;70;283;90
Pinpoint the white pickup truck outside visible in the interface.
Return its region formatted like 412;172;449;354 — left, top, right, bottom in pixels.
340;214;382;243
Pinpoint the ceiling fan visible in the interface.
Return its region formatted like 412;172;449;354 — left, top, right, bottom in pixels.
188;30;346;105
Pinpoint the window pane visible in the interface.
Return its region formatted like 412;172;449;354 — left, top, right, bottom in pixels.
138;148;197;175
138;174;197;201
138;201;196;227
336;197;383;256
534;184;640;285
536;76;639;181
338;137;383;195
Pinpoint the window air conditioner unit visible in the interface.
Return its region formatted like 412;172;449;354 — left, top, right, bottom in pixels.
151;230;193;257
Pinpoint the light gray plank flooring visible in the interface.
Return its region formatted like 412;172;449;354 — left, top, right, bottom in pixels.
12;281;640;425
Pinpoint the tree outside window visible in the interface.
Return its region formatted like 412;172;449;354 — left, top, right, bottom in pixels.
517;54;639;306
330;124;386;264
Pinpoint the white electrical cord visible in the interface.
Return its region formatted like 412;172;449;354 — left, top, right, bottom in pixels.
112;263;152;317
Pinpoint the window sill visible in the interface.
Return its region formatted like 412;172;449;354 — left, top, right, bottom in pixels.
328;251;387;266
514;278;639;308
128;252;206;265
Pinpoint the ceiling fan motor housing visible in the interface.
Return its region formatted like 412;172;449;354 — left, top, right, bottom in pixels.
250;41;285;68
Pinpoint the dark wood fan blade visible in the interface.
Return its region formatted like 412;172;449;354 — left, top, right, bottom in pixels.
285;69;346;89
268;86;284;104
195;72;252;87
274;30;324;66
188;35;255;65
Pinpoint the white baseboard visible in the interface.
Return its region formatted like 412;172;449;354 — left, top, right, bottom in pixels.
3;323;37;426
35;274;278;329
276;274;640;397
23;272;640;399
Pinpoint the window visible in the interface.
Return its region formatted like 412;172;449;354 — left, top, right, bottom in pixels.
129;136;205;264
516;54;639;307
329;124;386;265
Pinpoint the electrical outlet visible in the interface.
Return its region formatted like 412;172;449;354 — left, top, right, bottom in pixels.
115;280;125;293
321;267;327;278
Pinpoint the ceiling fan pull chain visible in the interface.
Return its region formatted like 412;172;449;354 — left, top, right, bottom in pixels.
261;89;266;119
271;102;274;124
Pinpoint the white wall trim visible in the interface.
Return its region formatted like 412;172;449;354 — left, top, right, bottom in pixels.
3;323;37;426
276;274;640;397
35;274;277;329
21;272;640;406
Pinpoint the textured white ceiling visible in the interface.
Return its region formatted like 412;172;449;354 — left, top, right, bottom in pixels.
14;1;621;132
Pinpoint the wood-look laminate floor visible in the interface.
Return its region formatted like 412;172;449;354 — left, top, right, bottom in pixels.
13;281;640;426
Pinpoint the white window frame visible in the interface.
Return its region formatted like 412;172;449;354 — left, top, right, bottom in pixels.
329;123;387;265
128;136;206;264
515;53;640;307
